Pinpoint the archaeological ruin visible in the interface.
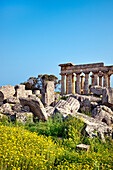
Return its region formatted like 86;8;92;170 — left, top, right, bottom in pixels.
59;62;113;95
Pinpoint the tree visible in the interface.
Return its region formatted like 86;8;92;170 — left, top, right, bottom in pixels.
21;74;60;91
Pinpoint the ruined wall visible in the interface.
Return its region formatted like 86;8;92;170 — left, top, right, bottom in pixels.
0;85;15;100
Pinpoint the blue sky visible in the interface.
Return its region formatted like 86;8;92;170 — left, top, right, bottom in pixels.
0;0;113;87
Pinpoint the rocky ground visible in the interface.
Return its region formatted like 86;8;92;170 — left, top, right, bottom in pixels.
0;84;113;141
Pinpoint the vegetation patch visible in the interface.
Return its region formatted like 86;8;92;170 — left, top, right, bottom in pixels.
0;116;113;169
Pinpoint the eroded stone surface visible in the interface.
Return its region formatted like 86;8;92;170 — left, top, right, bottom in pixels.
0;103;12;113
41;81;55;106
0;85;15;100
12;103;22;112
14;85;32;98
91;105;113;126
102;87;113;106
0;92;4;102
16;112;33;123
66;96;80;113
74;112;112;141
19;96;47;120
90;86;104;95
5;97;20;104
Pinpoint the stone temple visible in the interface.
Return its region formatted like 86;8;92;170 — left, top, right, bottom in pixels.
59;62;113;95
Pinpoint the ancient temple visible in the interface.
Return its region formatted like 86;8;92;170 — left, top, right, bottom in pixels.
59;62;113;95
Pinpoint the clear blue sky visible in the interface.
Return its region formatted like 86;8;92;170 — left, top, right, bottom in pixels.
0;0;113;87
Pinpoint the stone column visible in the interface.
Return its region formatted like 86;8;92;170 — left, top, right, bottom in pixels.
76;72;81;94
68;74;72;94
103;71;108;88
108;74;111;88
72;73;75;94
61;74;65;95
90;75;94;87
93;71;99;86
66;74;69;94
98;72;103;87
81;75;84;93
84;72;90;94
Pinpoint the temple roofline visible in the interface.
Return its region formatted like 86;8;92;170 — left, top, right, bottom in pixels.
59;63;75;67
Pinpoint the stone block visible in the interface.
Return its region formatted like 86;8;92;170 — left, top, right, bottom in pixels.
76;144;90;151
14;85;32;98
25;90;32;96
90;86;104;95
0;85;15;100
102;87;113;106
34;90;40;95
41;81;55;106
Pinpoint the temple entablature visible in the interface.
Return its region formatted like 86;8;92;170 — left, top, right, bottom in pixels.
59;62;113;95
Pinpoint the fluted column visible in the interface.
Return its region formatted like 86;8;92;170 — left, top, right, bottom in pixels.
90;74;94;87
84;72;90;94
93;71;99;86
76;73;81;94
68;74;72;94
81;75;84;93
66;74;69;94
98;72;103;87
108;75;111;88
61;74;65;95
103;72;108;88
72;73;75;94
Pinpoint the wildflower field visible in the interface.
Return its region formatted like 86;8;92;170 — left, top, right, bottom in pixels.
0;115;113;169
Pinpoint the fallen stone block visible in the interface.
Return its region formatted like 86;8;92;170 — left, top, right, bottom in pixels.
90;86;104;96
76;144;90;151
102;87;113;106
19;96;47;120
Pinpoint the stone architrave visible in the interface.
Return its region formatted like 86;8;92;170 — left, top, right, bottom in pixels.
41;81;55;106
84;72;90;94
61;74;65;95
68;74;72;94
66;74;69;94
76;72;81;94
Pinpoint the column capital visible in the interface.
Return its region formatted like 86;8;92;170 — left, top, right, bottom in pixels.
83;71;90;74
102;70;109;75
98;72;103;77
60;73;66;75
92;70;99;74
66;72;73;75
90;74;94;78
80;75;85;78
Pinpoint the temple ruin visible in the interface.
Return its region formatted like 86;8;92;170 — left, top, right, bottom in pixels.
59;62;113;95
